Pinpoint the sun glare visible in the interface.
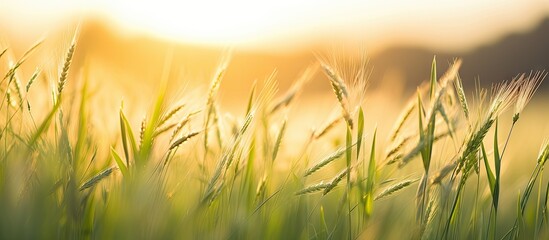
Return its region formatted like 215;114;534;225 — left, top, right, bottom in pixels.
1;0;549;52
102;0;291;45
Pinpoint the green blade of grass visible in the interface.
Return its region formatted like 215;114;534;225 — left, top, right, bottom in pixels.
244;136;256;203
345;126;353;239
346;126;353;168
139;64;169;164
429;56;437;100
516;192;523;238
365;128;377;217
424;103;437;173
320;206;329;238
357;107;366;214
119;105;138;167
356;107;365;160
481;143;496;198
111;147;129;178
417;91;429;170
520;164;543;216
74;64;89;165
493;119;501;211
542;182;549;226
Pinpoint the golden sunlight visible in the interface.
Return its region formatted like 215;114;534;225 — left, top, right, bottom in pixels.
100;0;549;52
2;0;549;53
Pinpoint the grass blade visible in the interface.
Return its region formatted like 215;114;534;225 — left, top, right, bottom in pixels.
119;106;138;167
111;147;129;177
365;128;377;217
430;56;437;100
481;143;496;199
493;119;501;211
356;107;365;160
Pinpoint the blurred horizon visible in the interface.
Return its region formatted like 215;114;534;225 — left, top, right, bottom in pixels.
2;0;549;53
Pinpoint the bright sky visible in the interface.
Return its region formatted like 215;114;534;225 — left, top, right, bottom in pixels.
1;0;549;53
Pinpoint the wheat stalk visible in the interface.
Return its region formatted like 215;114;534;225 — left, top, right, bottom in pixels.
513;71;546;123
79;167;116;191
323;168;349;195
304;143;356;177
169;131;201;150
158;104;185;128
375;179;418;200
453;73;470;120
295;181;330;195
57;37;77;99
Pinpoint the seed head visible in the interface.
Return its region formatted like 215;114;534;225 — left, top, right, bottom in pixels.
513;71;546;123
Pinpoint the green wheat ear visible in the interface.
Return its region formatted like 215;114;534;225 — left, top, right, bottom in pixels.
57;29;79;101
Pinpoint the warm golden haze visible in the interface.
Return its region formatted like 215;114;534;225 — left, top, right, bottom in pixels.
2;0;549;53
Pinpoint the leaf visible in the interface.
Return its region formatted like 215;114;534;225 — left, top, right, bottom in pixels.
365;128;377;217
543;182;549;224
430;56;437;100
74;64;89;164
494;119;501;175
320;206;329;237
357;107;366;208
119;107;138;164
140;54;171;163
111;147;129;178
356;107;365;160
417;92;429;170
481;143;496;198
346;126;352;168
494;118;500;210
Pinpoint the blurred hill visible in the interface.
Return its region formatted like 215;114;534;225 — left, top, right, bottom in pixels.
371;18;549;92
75;17;549;98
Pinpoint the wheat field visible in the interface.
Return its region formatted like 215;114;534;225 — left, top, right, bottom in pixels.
1;27;549;240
